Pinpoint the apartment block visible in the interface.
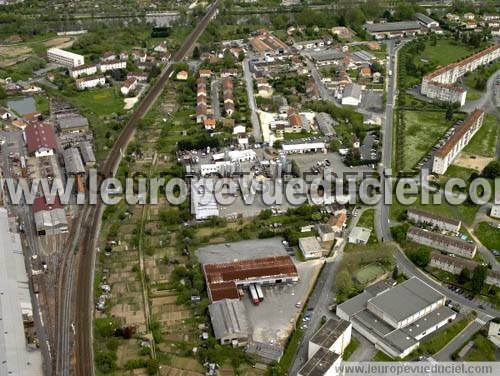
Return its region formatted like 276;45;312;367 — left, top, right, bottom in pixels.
421;44;500;105
47;48;85;68
432;109;484;175
407;226;477;259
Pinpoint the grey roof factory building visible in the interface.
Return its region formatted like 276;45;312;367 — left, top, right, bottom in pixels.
0;208;43;375
337;277;457;358
208;298;250;347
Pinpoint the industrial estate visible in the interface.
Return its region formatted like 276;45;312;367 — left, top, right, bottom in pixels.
0;1;499;376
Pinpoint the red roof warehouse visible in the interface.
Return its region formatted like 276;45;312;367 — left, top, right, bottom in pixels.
203;255;299;302
24;122;58;156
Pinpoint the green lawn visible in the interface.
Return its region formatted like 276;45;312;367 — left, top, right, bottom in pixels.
466;89;482;101
462;114;499;158
372;351;394;361
474;222;500;251
343;337;360;360
399;110;463;171
420;39;480;66
463;333;498;361
418;315;473;355
35;95;49;115
390;193;479;226
66;87;124;116
356;209;377;244
464;61;500;90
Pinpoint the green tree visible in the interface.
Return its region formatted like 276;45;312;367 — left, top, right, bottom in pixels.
471;265;487;293
336;270;353;295
192;46;200;60
408;247;431;267
445;105;454;120
457;268;470;285
95;351;117;373
0;85;6;100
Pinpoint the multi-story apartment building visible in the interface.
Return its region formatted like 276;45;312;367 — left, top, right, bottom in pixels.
421;44;500;105
99;60;127;73
407;209;461;233
47;48;85;68
69;64;98;79
432;109;484;174
407;226;477;259
75;75;106;90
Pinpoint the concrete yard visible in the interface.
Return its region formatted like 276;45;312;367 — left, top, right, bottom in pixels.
288;152;374;177
243;258;323;347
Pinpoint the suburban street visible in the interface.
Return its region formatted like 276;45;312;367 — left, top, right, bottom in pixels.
289;212;367;374
242;57;262;143
210;78;222;121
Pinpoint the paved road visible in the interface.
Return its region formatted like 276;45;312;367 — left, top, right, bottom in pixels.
434;314;489;361
242;57;262;143
304;58;338;104
462;69;500;115
210;78;221;121
288;213;367;374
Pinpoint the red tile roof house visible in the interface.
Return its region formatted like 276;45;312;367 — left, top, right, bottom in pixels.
24;122;58;157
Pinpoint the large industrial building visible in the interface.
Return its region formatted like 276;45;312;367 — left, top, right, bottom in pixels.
421;44;500;106
208;298;250;347
337;277;457;358
202;255;298;302
47;47;85;68
432;109;484;175
33;195;68;235
364;21;422;39
191;178;219;220
0;208;43;375
24;122;58;157
298;318;352;376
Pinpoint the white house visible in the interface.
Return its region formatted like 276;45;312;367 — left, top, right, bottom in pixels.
69;64;98;79
121;78;138;95
99;60;127;73
341;84;362;106
75;75;106;90
490;205;500;219
0;107;12;120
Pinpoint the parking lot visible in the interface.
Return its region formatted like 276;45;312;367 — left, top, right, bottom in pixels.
243;258;323;347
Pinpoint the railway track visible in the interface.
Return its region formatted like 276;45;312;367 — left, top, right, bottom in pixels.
55;3;220;375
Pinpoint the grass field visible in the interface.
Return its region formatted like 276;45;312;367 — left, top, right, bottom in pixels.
356;209;377;244
419;39;479;67
463;333;497;361
390;193;479;226
67;87;124;116
465;89;482;101
355;264;385;285
399;110;462;171
474;222;500;251
464;61;500;90
462;114;499;158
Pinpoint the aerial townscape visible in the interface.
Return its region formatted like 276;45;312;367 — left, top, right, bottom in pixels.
1;0;500;376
